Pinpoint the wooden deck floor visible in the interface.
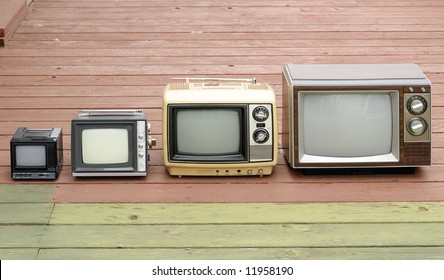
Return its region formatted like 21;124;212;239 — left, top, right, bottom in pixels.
1;0;444;259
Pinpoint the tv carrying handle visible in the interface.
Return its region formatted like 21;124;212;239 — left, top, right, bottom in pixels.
24;128;53;133
23;128;60;138
172;77;257;84
78;110;144;116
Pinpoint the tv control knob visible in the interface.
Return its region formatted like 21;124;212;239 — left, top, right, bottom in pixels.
252;106;269;122
407;117;427;136
253;129;269;144
147;137;157;148
407;96;427;115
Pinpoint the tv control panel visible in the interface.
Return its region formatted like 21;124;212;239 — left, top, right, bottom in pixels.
249;104;273;162
404;86;431;142
137;120;147;172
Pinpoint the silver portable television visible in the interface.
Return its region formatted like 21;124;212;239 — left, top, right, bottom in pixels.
71;110;155;177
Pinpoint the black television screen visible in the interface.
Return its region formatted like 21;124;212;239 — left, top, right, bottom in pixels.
15;145;47;167
168;106;247;162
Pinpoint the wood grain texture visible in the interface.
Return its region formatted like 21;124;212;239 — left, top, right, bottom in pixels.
0;249;38;260
0;203;53;224
0;0;28;45
1;0;444;260
0;184;54;203
37;247;444;260
1;223;444;248
49;202;444;224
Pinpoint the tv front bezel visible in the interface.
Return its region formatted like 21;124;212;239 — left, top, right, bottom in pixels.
297;90;400;164
167;104;249;163
13;144;49;170
71;121;138;174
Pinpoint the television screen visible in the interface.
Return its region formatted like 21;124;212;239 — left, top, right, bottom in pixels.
302;93;392;157
82;128;129;164
176;109;241;155
15;145;46;167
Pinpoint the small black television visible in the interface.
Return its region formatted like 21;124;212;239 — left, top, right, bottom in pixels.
71;110;155;177
10;127;63;180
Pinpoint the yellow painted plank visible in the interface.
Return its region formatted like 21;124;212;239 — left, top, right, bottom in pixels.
0;203;53;224
0;248;38;260
50;202;444;225
37;247;444;260
0;184;54;203
1;223;443;248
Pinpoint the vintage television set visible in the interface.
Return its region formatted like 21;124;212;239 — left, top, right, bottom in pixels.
71;110;155;177
10;127;63;179
163;78;278;177
282;64;431;172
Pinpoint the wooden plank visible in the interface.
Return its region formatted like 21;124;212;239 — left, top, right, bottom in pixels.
3;47;444;57
49;180;444;204
1;223;443;248
3;55;444;66
8;39;444;49
1;64;444;76
0;184;54;203
16;17;444;27
0;248;38;260
49;202;444;225
10;32;444;41
24;6;444;16
37;247;444;260
31;0;444;8
0;96;162;110
0;203;53;224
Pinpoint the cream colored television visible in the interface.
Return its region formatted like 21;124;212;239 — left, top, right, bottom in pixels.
163;78;277;177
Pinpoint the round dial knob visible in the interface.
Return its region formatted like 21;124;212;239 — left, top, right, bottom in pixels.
253;129;269;144
407;117;427;136
407;96;427;115
252;106;269;122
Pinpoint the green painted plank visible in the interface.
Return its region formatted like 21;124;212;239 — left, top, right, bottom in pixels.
0;184;54;203
50;202;444;225
1;223;443;248
0;248;38;260
37;247;444;260
0;203;53;224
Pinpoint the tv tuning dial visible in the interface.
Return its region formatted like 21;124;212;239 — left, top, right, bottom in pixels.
407;117;427;136
407;95;427;115
252;106;269;122
253;129;269;144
